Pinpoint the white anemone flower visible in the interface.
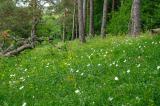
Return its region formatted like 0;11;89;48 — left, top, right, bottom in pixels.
115;77;119;81
157;66;160;70
22;102;27;106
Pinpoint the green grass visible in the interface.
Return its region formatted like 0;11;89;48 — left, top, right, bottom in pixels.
0;34;160;106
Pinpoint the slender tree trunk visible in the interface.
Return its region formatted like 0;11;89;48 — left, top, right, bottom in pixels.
72;0;76;40
78;0;86;43
62;20;66;42
31;17;36;40
130;0;141;36
30;0;41;47
101;0;108;38
76;22;79;38
83;0;87;35
89;0;94;36
112;0;115;11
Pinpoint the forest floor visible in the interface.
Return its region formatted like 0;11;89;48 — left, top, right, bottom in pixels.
0;34;160;106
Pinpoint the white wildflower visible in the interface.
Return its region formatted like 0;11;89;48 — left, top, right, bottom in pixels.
137;64;141;68
115;77;119;81
22;102;27;106
24;69;28;72
75;89;80;94
20;77;25;82
87;64;91;67
76;70;79;73
81;73;84;76
108;97;113;101
70;68;74;72
10;74;16;78
19;86;24;90
127;69;130;73
116;64;119;67
157;66;160;70
123;59;127;63
98;64;101;66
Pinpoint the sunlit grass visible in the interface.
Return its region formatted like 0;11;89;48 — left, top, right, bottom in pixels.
0;34;160;106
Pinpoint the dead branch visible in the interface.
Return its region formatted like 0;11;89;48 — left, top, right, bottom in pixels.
3;44;32;56
151;28;160;35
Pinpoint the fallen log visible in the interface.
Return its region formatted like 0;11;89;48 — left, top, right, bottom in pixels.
0;37;46;57
151;28;160;34
3;44;32;56
1;44;14;54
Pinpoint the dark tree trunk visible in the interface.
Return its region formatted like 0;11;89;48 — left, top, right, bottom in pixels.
31;16;37;47
72;0;76;40
130;0;141;36
112;0;115;11
89;0;94;36
83;0;87;35
62;21;66;42
101;0;108;38
30;0;40;48
78;0;86;43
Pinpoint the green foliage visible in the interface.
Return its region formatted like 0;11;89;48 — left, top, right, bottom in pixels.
108;0;132;34
0;35;160;105
36;15;61;39
108;0;160;34
141;0;160;30
0;0;32;38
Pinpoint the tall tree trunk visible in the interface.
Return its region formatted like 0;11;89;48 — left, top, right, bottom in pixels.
78;0;86;43
31;17;36;39
89;0;94;36
30;0;39;47
72;0;76;40
112;0;115;11
130;0;141;36
83;0;87;35
101;0;108;38
62;20;66;42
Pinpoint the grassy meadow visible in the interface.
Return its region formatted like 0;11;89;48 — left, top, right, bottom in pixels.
0;34;160;106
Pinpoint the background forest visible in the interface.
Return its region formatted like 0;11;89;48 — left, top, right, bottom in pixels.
0;0;160;41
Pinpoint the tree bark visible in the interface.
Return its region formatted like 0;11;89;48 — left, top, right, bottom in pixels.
83;0;87;35
3;44;32;56
130;0;141;36
30;0;39;47
72;0;76;40
112;0;115;11
62;21;66;42
31;16;37;47
101;0;108;38
89;0;94;36
78;0;86;43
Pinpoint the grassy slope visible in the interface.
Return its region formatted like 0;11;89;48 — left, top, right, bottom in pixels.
0;34;160;106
